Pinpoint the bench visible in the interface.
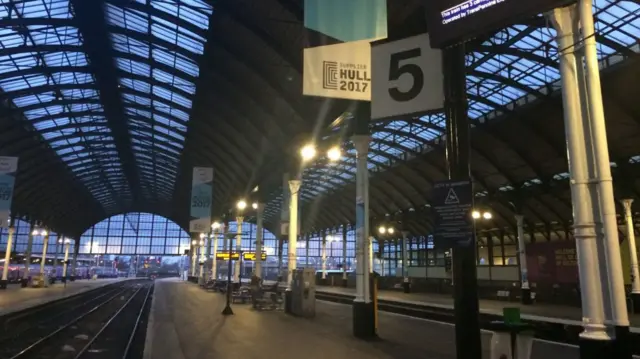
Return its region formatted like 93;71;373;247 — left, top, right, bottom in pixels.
496;290;511;301
232;286;251;304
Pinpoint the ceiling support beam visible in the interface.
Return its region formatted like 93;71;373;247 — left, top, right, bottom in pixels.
71;0;141;204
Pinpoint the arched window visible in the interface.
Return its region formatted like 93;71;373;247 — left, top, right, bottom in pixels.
79;213;190;255
0;219;62;256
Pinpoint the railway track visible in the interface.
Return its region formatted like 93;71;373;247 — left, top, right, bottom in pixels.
0;280;153;359
315;291;640;355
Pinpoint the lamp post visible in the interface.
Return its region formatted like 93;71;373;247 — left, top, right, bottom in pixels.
61;238;72;284
376;225;396;276
211;221;221;281
222;200;247;315
284;143;341;307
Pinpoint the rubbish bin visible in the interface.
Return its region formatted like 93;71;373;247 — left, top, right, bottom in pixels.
488;307;534;359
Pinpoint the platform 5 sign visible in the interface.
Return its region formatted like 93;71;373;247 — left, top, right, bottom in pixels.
371;33;444;121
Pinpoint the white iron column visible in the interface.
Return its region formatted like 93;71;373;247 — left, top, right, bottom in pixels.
62;240;70;278
580;0;630;341
402;231;410;293
369;236;374;274
305;234;310;266
71;248;78;279
234;216;244;282
286;179;301;289
352;133;374;338
515;215;531;304
1;225;15;285
622;199;640;314
199;241;205;280
211;228;219;280
40;231;50;276
354;135;371;302
255;204;264;278
321;233;327;280
24;223;34;278
191;241;197;277
342;226;347;285
549;5;610;354
279;173;290;282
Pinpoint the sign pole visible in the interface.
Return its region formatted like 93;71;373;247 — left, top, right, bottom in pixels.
443;43;482;359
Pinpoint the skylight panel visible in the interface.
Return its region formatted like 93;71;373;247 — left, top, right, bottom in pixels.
152;69;195;94
152;86;191;108
116;58;151;75
151;47;199;77
124;94;152;106
151;0;212;30
120;77;152;93
29;26;80;46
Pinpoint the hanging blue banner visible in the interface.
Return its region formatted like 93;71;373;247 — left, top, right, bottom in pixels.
0;157;18;228
189;167;213;233
304;0;388;42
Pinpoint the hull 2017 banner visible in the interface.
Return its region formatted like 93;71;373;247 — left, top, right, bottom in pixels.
303;40;372;101
189;167;213;233
0;157;18;228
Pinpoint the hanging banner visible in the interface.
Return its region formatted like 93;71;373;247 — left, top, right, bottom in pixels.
189;167;213;233
304;0;388;42
0;157;18;228
303;40;372;101
371;33;445;120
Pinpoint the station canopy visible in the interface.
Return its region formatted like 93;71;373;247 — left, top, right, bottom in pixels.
0;0;638;239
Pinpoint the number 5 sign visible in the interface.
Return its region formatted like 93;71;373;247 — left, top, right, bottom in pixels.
371;33;444;120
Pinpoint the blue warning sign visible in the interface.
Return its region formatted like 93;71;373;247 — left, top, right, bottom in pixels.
433;180;474;247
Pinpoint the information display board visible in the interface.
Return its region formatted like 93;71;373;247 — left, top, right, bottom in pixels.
424;0;575;48
215;252;267;261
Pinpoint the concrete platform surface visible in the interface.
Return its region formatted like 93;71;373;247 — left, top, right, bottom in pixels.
0;278;133;316
144;278;579;359
317;286;640;327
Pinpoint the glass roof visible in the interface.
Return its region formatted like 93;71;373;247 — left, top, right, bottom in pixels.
0;0;129;209
105;0;212;200
264;0;639;222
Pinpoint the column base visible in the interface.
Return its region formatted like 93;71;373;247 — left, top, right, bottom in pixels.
521;288;533;305
342;278;348;287
352;301;377;339
320;277;327;286
221;304;234;316
0;280;7;289
402;281;411;294
61;277;67;284
284;290;293;314
70;276;76;282
20;278;29;288
612;326;632;359
579;336;613;359
631;293;640;314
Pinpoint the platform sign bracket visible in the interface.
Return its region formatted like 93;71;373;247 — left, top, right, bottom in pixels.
433;179;474;247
